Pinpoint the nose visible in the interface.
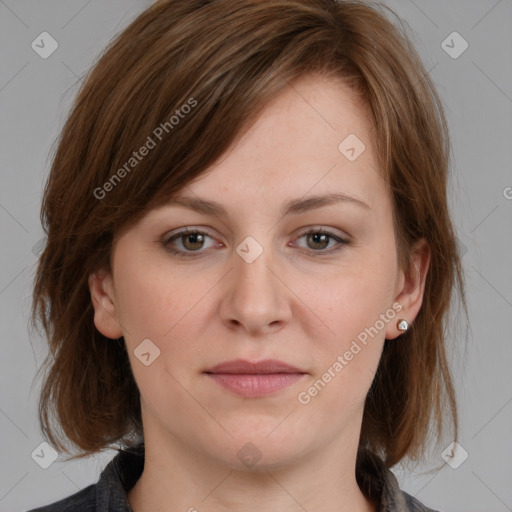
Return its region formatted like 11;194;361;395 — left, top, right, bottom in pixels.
219;239;292;336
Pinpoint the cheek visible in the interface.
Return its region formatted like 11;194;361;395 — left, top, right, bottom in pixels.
112;259;210;412
294;273;390;425
113;251;213;341
299;250;396;342
111;254;223;394
292;244;397;393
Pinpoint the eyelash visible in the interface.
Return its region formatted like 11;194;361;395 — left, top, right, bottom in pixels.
162;227;351;258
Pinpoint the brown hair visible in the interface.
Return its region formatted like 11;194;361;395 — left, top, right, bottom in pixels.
32;0;467;466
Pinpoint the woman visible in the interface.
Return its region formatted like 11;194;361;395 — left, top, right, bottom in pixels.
30;0;466;511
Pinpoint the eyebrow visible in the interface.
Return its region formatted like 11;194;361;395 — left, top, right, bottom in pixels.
166;192;371;218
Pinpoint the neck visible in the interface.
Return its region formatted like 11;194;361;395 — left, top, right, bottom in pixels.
128;429;378;512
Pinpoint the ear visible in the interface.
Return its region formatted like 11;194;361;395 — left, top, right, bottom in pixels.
88;268;124;339
385;238;431;340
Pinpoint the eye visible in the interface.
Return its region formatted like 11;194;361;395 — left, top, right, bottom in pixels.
162;228;219;257
292;227;351;254
161;226;351;258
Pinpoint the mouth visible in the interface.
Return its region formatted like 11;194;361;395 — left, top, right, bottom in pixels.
203;359;307;398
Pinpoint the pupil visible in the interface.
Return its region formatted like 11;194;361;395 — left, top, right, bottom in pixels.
184;233;203;250
180;233;329;251
310;233;328;249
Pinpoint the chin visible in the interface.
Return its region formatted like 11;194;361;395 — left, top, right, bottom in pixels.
208;428;310;473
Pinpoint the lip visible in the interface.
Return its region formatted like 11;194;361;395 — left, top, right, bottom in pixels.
205;358;305;374
204;359;307;398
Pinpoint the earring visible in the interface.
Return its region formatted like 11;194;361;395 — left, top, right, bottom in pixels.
397;319;409;332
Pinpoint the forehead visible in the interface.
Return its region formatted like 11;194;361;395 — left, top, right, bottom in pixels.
181;73;384;211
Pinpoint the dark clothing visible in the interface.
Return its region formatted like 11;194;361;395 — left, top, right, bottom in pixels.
28;443;439;511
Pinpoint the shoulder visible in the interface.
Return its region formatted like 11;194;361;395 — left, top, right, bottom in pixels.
402;490;441;512
27;443;145;512
26;483;96;511
356;447;443;512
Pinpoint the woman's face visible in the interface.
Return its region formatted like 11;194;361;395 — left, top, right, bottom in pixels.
91;73;427;470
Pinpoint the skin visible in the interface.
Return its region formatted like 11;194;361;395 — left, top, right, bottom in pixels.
89;73;430;512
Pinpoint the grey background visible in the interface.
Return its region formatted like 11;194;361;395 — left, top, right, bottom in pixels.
0;1;511;511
